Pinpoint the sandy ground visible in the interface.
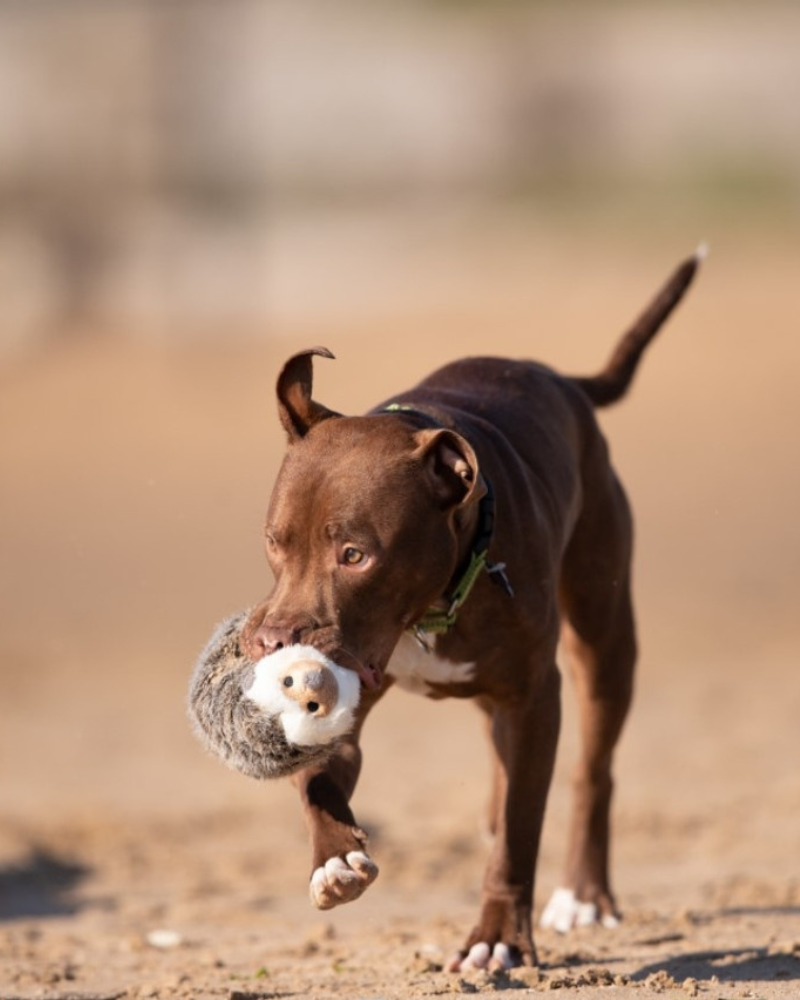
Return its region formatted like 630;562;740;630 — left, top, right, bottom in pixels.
1;224;799;999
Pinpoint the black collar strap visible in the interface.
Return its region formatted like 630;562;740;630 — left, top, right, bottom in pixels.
379;403;514;646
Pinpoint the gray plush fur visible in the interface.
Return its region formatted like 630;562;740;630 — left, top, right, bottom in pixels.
188;612;333;780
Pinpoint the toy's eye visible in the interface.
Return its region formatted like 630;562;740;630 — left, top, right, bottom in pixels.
342;546;366;566
283;676;293;688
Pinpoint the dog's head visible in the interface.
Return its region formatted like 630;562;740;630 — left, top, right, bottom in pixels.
240;347;484;693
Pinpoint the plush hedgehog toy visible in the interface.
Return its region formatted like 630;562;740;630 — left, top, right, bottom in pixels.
188;613;361;780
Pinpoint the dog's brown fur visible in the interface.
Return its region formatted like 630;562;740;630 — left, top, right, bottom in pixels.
239;251;701;968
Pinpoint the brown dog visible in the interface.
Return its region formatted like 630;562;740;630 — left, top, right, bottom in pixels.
239;250;702;970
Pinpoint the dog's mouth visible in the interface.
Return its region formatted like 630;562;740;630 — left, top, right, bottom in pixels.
319;641;383;692
354;661;383;691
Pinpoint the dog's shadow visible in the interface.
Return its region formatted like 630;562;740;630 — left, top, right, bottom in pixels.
0;846;91;920
632;907;800;985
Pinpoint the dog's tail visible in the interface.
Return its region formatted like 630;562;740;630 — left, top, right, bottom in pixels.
571;245;706;408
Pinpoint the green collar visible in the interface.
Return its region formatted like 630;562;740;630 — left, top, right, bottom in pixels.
412;547;492;641
411;483;513;650
380;403;514;647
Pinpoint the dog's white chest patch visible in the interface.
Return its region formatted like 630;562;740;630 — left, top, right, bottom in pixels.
386;632;476;696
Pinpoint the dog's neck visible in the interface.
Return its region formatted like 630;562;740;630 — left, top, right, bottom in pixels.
377;403;511;640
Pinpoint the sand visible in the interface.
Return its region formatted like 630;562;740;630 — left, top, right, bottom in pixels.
1;229;799;999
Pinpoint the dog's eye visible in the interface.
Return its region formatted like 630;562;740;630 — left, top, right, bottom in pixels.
342;546;366;566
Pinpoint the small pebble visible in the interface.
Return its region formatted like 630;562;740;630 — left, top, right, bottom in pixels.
510;965;542;986
146;928;183;949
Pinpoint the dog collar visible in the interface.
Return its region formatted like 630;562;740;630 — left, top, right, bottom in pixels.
380;403;514;647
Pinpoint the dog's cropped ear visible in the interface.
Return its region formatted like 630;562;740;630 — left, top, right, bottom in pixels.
414;428;486;511
276;347;341;441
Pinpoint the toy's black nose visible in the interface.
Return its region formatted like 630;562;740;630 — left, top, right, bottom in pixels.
280;663;339;717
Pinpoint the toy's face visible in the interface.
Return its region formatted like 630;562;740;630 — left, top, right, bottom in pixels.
188;614;360;780
244;644;361;747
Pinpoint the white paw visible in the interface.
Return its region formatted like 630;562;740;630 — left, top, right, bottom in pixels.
446;941;515;972
539;887;620;933
309;851;379;910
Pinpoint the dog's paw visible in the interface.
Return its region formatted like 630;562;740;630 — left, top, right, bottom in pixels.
445;941;517;973
539;887;620;934
309;851;379;910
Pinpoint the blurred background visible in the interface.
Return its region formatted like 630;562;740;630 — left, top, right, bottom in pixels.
1;0;799;355
0;0;798;956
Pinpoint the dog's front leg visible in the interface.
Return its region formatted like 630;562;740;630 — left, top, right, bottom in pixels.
294;735;379;909
449;665;562;971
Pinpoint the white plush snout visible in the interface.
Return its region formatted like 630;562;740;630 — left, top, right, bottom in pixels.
243;645;361;747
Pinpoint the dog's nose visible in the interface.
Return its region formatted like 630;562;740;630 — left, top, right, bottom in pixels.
247;624;296;658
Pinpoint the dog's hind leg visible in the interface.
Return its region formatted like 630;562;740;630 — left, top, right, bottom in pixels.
542;466;637;933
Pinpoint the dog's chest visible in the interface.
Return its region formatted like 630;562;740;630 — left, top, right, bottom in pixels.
386;632;476;696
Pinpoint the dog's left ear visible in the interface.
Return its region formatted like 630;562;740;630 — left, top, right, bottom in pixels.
277;347;341;441
414;429;486;511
